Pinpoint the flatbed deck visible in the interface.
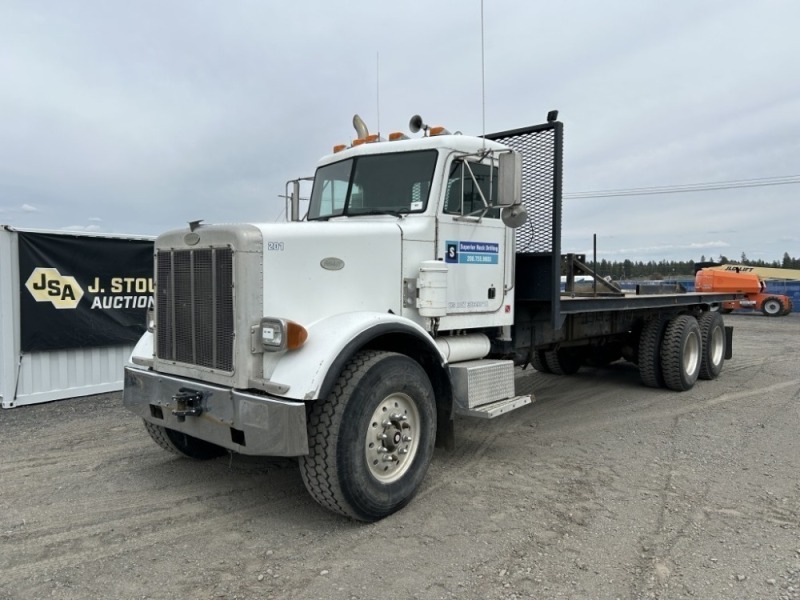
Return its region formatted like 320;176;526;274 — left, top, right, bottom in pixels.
558;292;739;314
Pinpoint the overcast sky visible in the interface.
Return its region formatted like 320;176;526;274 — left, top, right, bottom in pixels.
2;0;799;262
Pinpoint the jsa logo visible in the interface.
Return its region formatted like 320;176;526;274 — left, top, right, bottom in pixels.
25;267;85;309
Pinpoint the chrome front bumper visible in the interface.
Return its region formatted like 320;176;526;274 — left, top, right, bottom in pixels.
123;367;308;456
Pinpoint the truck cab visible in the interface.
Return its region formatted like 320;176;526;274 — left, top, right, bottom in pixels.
305;132;516;331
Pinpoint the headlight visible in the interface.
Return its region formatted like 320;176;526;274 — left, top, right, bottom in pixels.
259;318;308;351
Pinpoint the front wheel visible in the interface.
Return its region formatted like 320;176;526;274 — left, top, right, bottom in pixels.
299;350;436;522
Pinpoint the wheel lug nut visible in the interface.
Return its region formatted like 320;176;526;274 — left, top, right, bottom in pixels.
402;435;412;442
398;448;408;455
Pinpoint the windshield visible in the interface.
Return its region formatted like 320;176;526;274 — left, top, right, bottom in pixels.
307;150;438;220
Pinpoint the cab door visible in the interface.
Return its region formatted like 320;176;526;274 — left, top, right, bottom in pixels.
437;158;508;315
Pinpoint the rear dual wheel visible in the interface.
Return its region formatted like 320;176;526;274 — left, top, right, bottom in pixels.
660;315;702;391
531;349;551;373
698;311;726;380
544;348;581;375
639;313;712;391
638;316;670;388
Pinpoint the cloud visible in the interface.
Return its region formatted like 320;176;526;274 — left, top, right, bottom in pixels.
1;1;798;262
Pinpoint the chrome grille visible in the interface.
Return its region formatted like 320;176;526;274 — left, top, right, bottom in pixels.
156;247;234;372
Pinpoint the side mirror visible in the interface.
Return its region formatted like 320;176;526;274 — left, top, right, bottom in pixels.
498;151;526;228
497;151;521;207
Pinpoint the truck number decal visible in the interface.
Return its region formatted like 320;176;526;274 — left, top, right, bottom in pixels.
267;242;284;251
444;240;499;265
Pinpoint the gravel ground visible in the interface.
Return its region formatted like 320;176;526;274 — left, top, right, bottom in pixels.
1;313;798;600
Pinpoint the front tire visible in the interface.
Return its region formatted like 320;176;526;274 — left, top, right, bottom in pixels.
299;350;436;522
143;421;227;460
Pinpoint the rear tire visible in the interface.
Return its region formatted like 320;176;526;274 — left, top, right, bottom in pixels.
544;348;581;375
660;315;702;391
638;316;669;388
299;350;436;522
698;311;726;380
762;296;783;316
143;421;227;460
531;349;551;373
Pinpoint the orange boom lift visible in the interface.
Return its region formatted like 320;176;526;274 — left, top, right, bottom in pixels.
695;268;793;316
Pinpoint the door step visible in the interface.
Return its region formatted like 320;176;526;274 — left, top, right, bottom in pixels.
455;394;532;419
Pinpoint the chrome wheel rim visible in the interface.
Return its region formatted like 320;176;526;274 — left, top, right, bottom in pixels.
709;326;724;366
365;392;421;484
684;330;701;376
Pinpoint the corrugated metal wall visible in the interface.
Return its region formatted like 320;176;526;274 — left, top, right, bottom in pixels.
12;344;135;407
1;227;148;408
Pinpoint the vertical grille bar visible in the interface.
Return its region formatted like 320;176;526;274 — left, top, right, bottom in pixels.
211;250;217;368
170;252;176;360
156;247;234;372
190;250;196;364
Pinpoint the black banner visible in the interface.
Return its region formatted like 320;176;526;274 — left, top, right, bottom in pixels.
18;232;154;352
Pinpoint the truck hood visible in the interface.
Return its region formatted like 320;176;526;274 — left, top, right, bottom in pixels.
252;220;404;324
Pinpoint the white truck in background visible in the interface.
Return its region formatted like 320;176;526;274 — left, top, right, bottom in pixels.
124;112;737;521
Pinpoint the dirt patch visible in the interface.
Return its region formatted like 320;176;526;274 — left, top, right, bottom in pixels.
2;314;799;599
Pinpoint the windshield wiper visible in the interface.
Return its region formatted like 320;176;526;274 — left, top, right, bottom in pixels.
346;209;408;218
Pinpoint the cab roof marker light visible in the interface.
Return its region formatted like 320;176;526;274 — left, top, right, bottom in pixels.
389;132;409;141
333;144;347;153
429;126;451;136
352;138;366;146
365;134;380;143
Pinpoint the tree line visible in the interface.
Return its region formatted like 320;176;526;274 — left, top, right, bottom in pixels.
591;252;800;280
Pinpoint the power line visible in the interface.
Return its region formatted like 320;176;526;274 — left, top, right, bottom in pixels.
565;174;800;199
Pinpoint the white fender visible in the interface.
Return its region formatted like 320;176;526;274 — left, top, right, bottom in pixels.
128;331;154;370
263;311;445;401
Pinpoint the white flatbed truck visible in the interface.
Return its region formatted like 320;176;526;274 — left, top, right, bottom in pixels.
123;113;736;521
